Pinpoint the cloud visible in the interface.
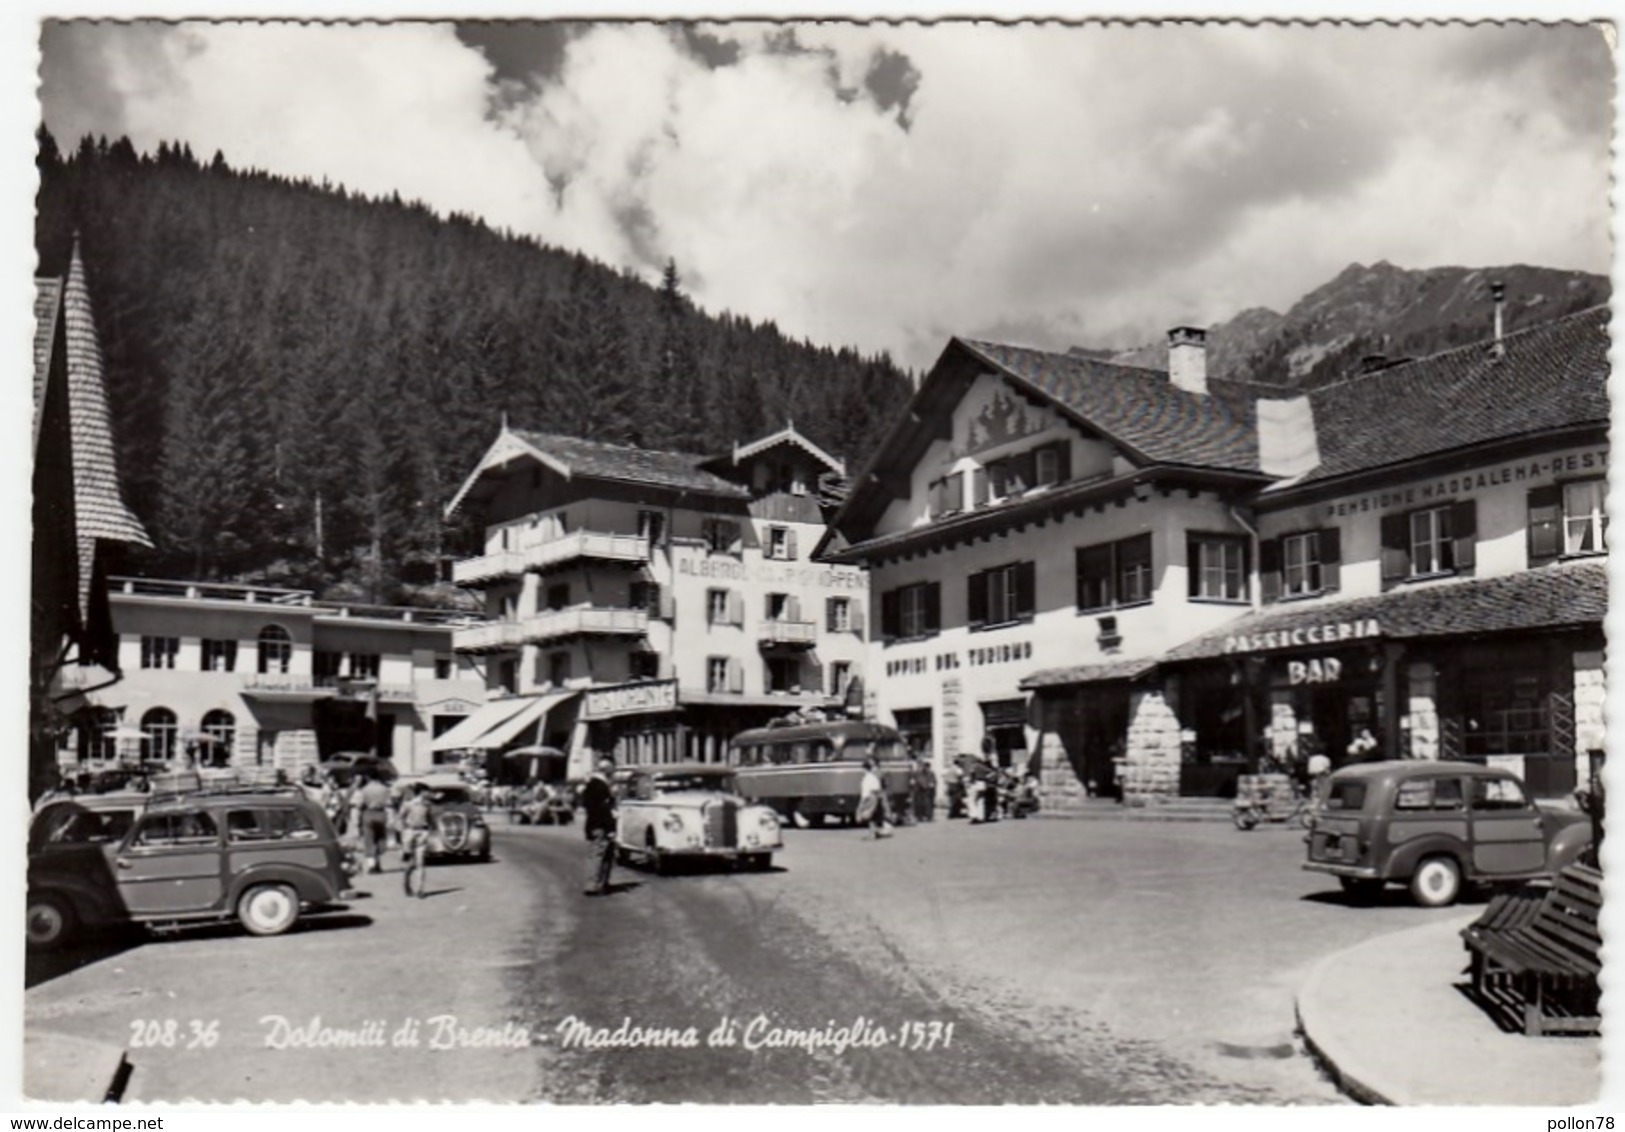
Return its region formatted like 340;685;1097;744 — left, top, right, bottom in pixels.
38;20;1614;370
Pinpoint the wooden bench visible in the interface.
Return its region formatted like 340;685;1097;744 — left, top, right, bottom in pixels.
1461;863;1602;1037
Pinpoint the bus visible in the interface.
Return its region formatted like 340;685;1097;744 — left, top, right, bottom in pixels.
728;719;911;826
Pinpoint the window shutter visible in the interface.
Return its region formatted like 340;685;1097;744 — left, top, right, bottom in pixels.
1379;512;1409;588
728;658;744;693
852;604;866;636
788;596;801;623
924;582;942;635
728;591;744;627
1259;538;1282;603
972;468;989;507
1054;441;1072;484
946;472;964;512
1527;485;1562;564
1015;560;1037;620
928;479;943;515
881;589;900;640
967;571;988;630
764;594;775;620
1319;527;1342;593
826;598;839;632
1452;499;1478;573
659;654;674;680
787;529;799;560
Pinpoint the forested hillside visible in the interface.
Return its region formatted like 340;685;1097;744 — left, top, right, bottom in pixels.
35;130;914;604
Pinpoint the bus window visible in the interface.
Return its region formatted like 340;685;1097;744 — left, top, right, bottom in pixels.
810;740;836;763
735;745;758;768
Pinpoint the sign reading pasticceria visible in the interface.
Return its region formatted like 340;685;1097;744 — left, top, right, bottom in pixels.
1223;618;1381;655
583;679;679;719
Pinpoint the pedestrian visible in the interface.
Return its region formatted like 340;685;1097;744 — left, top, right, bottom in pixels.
857;756;892;838
914;756;937;823
398;781;439;898
581;754;619;896
1346;728;1380;764
944;762;966;819
355;771;393;874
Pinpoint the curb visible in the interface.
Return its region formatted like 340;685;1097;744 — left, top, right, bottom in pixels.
1295;953;1393;1106
24;1031;136;1104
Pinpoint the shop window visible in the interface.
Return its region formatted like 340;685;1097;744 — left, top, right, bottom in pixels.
1380;501;1476;587
1262;529;1341;601
1187;535;1248;603
1463;675;1549;760
257;625;292;674
967;561;1036;630
879;582;941;642
201;638;237;673
141;635;178;670
1075;534;1153;612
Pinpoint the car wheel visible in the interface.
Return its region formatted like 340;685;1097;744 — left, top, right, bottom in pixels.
1409;856;1463;908
1339;877;1384;904
1232;809;1258;831
26;893;76;952
237;883;301;936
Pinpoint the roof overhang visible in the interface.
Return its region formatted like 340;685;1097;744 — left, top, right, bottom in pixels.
445;429;574;520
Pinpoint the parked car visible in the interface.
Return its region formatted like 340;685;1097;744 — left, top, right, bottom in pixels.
394;775;492;862
27;787;358;950
615;765;782;873
29;791;150;857
1303;760;1593;907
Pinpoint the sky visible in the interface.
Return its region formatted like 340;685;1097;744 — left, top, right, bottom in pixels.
31;18;1618;372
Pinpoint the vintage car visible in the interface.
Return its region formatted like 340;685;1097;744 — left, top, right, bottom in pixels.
394;774;492;862
1303;760;1593;907
27;787;358;950
615;765;782;873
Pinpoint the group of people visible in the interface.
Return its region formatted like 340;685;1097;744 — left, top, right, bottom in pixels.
299;767;441;898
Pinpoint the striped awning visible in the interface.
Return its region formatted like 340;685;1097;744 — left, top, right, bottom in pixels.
429;698;534;752
460;692;575;751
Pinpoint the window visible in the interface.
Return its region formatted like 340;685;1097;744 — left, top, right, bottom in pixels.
880;581;941;641
930;472;965;517
629;651;661;681
348;653;380;680
226;807;316;843
1470;777;1531;812
314;650;342;682
767;526;797;560
546;583;571;611
1263;529;1341;601
497;658;518;695
703;518;741;555
201;709;235;767
434;654;454;680
986;456;1028;500
1033;441;1071;488
707;588;731;626
830;661;853;698
827;597;851;633
766;656;801;693
1563;480;1607;554
707;656;730;694
1188;535;1248;602
1395;778;1465;812
548;651;571;687
1075;534;1153;612
141;636;178;670
257;625;292;674
140;707;178;762
637;509;666;546
201;638;237;673
1381;502;1476;586
131;811;219;849
629;580;662;614
968;561;1036;630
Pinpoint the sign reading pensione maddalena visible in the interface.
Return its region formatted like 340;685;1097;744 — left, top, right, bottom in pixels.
583;679;680;718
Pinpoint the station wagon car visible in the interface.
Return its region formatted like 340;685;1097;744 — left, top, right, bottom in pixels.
1303;760;1593;907
615;765;782;873
26;788;358;950
395;775;492;862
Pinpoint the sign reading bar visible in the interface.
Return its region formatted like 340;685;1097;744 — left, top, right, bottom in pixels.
1288;657;1342;685
584;679;679;719
1223;618;1380;655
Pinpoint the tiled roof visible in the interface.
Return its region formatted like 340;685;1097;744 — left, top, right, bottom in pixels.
61;250;151;552
508;430;749;499
957;340;1262;472
1162;559;1606;664
1019;655;1160;691
1289;308;1610;488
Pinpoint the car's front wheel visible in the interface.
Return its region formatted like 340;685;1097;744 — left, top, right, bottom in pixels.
237;883;301;936
26;892;76;951
1409;856;1463;908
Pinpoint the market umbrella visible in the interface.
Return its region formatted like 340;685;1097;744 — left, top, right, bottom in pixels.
504;745;569;782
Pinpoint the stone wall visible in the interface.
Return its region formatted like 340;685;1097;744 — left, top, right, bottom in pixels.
1120;688;1183;803
1405;661;1439;761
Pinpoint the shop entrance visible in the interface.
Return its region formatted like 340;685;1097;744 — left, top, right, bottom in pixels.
1052;689;1129;799
980;699;1029;772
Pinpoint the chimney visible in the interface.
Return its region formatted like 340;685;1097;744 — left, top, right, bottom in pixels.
1490;281;1506;360
1167;326;1208;395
